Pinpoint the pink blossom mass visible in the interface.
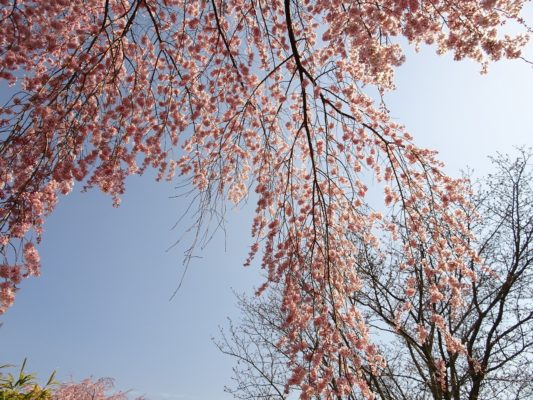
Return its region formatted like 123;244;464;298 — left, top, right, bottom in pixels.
0;0;530;398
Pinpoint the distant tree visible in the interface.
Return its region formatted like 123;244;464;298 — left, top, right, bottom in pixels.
0;360;143;400
218;150;533;400
0;359;54;400
53;378;133;400
1;1;531;397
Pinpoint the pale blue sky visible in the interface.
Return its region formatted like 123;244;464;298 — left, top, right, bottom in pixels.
1;12;533;400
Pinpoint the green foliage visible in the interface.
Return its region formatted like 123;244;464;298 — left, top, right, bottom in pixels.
0;359;55;400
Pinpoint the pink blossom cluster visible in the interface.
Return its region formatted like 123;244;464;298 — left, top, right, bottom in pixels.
53;377;138;400
0;0;529;398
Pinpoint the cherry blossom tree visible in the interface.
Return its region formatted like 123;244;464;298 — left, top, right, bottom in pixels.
1;360;141;400
0;1;531;398
53;378;135;400
217;149;533;400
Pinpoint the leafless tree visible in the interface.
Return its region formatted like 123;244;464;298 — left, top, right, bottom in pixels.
217;149;533;400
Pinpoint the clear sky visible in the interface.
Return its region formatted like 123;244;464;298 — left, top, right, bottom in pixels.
1;10;533;400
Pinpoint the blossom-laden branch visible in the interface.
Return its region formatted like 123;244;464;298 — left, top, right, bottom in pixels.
0;0;530;398
218;150;533;400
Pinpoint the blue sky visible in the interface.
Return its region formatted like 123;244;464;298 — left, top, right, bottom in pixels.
1;11;533;400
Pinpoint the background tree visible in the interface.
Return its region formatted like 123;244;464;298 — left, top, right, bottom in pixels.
1;1;531;397
0;360;142;400
218;149;533;400
0;359;54;400
53;378;136;400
